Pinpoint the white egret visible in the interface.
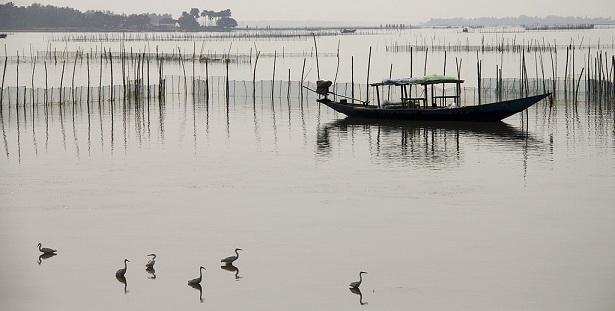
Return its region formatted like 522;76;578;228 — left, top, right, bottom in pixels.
116;259;130;277
188;266;206;285
221;248;242;265
145;253;156;269
349;271;367;289
37;243;57;254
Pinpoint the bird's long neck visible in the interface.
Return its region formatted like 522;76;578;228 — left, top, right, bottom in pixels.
152;255;156;260
199;268;203;279
235;249;240;258
124;260;128;271
358;273;363;285
38;244;42;251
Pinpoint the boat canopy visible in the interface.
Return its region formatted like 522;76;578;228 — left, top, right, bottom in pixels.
376;74;463;86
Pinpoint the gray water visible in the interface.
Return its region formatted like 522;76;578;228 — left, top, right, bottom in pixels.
1;30;615;310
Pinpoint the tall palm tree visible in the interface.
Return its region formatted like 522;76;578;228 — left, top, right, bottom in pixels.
200;10;209;26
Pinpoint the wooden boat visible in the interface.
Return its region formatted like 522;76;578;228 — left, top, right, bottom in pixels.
313;75;551;122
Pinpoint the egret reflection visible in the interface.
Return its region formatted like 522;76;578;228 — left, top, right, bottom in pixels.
349;287;368;305
115;274;128;294
37;252;57;265
220;264;242;280
146;267;156;279
189;283;204;303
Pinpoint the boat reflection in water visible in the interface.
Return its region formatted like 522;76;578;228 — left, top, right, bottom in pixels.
317;118;544;167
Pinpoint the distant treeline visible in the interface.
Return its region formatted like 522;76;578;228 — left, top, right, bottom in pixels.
423;15;614;27
0;2;238;31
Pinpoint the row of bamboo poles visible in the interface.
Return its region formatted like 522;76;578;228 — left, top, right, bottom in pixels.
1;36;614;112
391;39;614;103
45;29;375;43
386;36;615;53
5;43;334;67
0;43;167;114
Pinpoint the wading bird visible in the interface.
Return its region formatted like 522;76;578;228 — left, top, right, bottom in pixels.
116;259;130;277
145;254;156;269
221;248;242;265
188;266;206;285
37;243;57;254
349;271;367;289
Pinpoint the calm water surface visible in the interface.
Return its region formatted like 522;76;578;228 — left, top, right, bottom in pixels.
1;31;615;310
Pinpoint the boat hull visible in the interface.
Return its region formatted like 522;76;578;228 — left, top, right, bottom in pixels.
318;93;550;122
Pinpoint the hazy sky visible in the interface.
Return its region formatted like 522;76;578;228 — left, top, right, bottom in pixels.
7;0;615;23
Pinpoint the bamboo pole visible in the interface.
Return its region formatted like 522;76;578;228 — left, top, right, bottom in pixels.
410;46;413;78
366;46;371;105
121;44;126;98
99;47;103;104
351;56;354;104
574;67;584;104
549;44;556;98
226;58;230;102
59;60;66;105
300;57;306;100
86;53;91;102
16;52;20;110
287;68;291;99
31;56;36;109
205;57;209;100
312;33;320;80
423;48;428;76
192;42;196;97
0;56;7;110
564;46;569;95
71;51;78;108
476;51;481;105
272;50;277;99
44;60;48;107
333;39;340;100
109;50;114;103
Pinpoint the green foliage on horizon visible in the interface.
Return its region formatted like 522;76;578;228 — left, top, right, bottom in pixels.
0;2;238;30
